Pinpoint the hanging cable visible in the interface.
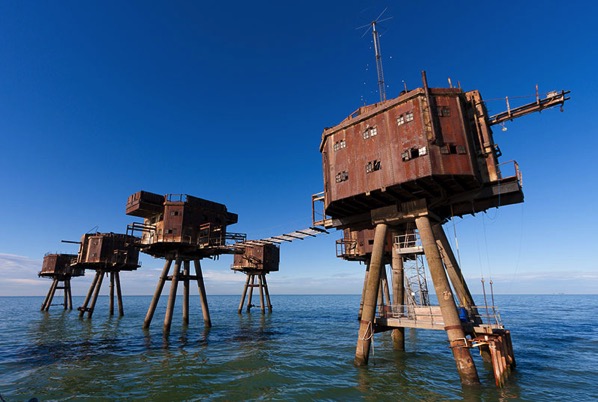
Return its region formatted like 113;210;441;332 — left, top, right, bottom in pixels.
481;277;490;322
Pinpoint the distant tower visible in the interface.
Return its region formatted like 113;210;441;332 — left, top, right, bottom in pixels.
126;191;244;333
39;253;83;311
72;232;141;318
231;243;279;313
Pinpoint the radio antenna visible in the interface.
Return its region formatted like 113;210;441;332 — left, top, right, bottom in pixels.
358;8;392;102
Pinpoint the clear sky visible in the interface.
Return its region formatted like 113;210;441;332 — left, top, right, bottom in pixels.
1;1;596;297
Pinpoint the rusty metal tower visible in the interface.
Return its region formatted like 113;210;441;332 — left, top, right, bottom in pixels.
126;191;245;332
232;227;326;313
69;232;141;318
39;253;83;311
313;71;569;386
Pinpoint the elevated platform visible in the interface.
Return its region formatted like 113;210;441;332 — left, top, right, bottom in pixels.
374;305;504;333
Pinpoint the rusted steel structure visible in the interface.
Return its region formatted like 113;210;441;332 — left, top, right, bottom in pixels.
231;243;279;313
72;232;140;318
126;191;245;332
231;227;327;314
314;71;569;386
39;253;83;311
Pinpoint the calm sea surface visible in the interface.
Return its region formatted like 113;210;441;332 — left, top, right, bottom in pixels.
0;294;596;401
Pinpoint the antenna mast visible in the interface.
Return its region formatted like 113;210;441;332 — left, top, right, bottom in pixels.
371;20;386;102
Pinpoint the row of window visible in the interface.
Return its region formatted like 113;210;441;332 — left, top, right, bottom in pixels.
438;107;451;117
333;139;346;152
401;146;428;161
335;159;382;183
362;126;378;139
366;159;381;173
335;171;349;183
333;107;452;152
397;111;414;126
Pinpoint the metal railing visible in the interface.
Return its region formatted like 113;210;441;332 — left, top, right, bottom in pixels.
336;239;358;258
497;160;522;187
380;304;503;329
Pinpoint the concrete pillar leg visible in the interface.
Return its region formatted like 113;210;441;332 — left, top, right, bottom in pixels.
382;267;391;306
66;279;73;310
247;274;255;312
115;272;124;316
258;274;266;313
415;216;479;385
358;260;371;320
355;223;388;366
163;257;182;333
109;272;115;316
238;275;251;313
194;259;211;328
432;223;491;361
183;260;190;325
79;271;100;317
42;279;59;311
62;280;68;310
143;259;172;329
262;274;272;312
431;223;476;311
391;237;405;351
87;271;105;319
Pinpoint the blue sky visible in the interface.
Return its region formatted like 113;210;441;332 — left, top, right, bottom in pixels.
1;1;596;297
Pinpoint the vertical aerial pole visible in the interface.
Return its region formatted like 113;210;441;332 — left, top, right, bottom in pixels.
355;223;388;366
372;21;386;102
415;215;480;385
391;234;405;351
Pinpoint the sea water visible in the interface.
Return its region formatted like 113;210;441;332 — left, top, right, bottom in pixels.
0;294;596;401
